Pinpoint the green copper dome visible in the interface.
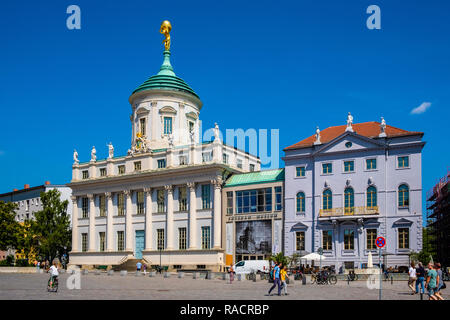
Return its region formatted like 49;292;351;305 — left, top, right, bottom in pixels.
132;50;199;99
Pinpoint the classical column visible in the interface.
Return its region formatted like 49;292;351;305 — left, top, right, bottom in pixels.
124;190;133;252
144;187;153;251
212;178;223;249
71;196;79;252
187;182;197;249
106;192;114;251
165;185;174;250
88;194;95;252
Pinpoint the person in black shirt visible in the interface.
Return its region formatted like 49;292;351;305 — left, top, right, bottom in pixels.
415;262;426;294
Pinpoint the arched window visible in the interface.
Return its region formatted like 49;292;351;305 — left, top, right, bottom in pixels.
323;189;332;210
344;187;354;214
367;186;377;208
296;192;305;213
398;184;409;207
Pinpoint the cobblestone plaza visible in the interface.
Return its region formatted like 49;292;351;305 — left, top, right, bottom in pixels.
1;273;447;300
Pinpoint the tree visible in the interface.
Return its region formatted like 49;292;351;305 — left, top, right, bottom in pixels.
269;252;288;266
0;201;21;251
16;219;38;262
32;189;71;263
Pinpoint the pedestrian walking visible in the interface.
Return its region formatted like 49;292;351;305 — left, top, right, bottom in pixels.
280;265;289;296
143;263;147;275
267;262;282;296
415;262;426;294
229;266;234;284
408;262;417;294
434;263;445;300
136;261;142;272
425;263;438;300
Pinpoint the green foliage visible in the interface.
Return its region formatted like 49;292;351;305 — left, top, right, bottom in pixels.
0;201;21;251
269;252;288;267
32;189;71;263
15;258;32;267
16;219;38;261
0;254;15;266
410;225;437;265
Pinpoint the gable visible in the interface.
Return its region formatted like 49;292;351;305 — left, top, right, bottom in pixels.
314;133;384;155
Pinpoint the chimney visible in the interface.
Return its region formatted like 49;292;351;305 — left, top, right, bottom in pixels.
44;181;50;185
24;184;29;189
13;188;18;192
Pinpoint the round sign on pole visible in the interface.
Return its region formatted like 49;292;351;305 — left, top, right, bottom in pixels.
375;236;386;248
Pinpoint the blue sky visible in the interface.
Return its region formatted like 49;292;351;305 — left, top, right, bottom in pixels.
0;0;449;216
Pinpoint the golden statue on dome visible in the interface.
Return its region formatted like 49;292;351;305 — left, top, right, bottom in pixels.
160;20;172;51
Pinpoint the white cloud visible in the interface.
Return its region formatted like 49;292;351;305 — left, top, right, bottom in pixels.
410;102;431;115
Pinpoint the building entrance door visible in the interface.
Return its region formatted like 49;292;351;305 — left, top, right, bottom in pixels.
135;230;145;259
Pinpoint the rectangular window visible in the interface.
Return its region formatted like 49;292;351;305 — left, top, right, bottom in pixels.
117;231;124;251
81;233;88;252
201;226;211;249
366;229;377;250
179;155;188;165
117;193;125;216
82;170;89;179
99;195;106;217
134;161;141;172
275;186;282;211
223;153;229;164
157;229;165;250
236;188;272;213
157;189;165;213
201;185;211;209
322;163;332;174
136;191;145;215
344;229;355;250
322;230;332;251
226;191;233;214
398;228;409;249
179;227;187;250
140;118;146;136
398;156;409;168
157;159;166;168
179;187;187;211
99;232;106;252
237;159;243;169
296;232;305;251
366;158;377;170
189;121;194;133
296;166;305;177
163;117;172;135
344;161;354;172
82;197;89;218
118;165;125;175
249;164;255;172
100;168;107;177
202;152;212;163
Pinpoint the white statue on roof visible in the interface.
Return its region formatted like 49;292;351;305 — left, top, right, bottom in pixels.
91;146;97;162
345;112;354;132
314;126;321;145
214;122;221;143
108;142;114;159
379;117;387;137
73;149;79;164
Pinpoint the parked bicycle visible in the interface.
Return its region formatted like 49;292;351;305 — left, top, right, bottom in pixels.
47;276;58;292
347;270;358;282
311;270;337;285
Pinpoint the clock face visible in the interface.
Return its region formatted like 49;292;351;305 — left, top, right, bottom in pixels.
345;142;352;148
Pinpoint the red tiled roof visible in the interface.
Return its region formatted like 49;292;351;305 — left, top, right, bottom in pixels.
284;121;423;151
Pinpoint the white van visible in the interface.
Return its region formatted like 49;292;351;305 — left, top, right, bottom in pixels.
233;260;270;274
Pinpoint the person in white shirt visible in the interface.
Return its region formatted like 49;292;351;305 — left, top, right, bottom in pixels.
49;261;59;285
408;262;417;294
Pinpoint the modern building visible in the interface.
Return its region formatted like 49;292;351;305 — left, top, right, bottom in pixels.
222;169;284;267
68;22;260;271
282;115;425;270
0;181;72;259
426;169;450;268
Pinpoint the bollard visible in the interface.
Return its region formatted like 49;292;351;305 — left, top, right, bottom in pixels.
193;272;198;279
302;275;306;285
149;271;156;277
237;274;242;281
420;292;423;300
178;272;184;279
391;276;393;285
164;272;170;278
107;270;114;276
120;270;127;276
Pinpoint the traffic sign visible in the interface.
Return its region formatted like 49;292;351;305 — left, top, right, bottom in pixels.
375;236;386;248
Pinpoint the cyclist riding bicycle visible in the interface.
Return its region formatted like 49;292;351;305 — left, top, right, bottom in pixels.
48;261;59;288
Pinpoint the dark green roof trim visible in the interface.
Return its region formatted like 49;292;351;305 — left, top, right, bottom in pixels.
224;169;285;188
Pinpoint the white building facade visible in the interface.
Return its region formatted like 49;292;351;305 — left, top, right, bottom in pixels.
68;44;260;271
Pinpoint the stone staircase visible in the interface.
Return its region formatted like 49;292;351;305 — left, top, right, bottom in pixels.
113;257;151;272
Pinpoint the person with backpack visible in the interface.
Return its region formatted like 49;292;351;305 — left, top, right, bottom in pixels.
415;262;426;295
267;262;282;296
